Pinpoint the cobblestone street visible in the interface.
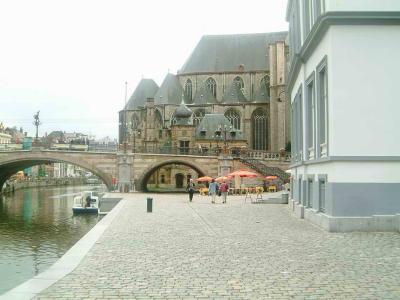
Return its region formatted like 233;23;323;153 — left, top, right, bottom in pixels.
36;193;400;299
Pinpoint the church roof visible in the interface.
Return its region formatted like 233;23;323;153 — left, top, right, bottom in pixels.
222;82;248;103
125;79;159;110
195;114;243;140
193;83;217;105
179;32;288;74
154;73;183;105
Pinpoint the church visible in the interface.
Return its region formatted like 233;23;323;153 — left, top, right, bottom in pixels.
119;32;289;190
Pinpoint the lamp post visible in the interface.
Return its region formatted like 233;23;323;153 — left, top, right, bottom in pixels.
214;124;235;156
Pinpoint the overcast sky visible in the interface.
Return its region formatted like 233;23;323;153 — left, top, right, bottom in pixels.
0;0;288;140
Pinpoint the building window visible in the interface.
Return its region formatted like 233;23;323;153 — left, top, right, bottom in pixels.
193;109;205;128
179;140;189;154
261;75;270;98
251;108;268;150
155;109;163;129
318;179;326;213
306;74;315;160
131;113;140;129
206;77;217;98
171;116;177;126
297;177;302;204
159;129;163;139
185;79;193;103
233;76;244;90
160;174;165;184
317;57;328;157
224;108;241;130
292;86;303;162
288;0;301;62
307;179;313;208
303;0;315;37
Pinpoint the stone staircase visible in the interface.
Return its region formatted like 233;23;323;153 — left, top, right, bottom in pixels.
239;157;290;181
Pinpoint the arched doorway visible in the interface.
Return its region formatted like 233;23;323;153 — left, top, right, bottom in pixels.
138;160;206;192
175;173;184;188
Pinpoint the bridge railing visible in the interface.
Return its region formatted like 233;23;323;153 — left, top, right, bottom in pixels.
0;143;291;161
124;145;220;157
0;143;23;151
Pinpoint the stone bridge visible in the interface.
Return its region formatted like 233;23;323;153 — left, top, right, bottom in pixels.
0;150;289;192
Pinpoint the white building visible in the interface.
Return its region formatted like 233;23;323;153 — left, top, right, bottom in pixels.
53;163;85;178
286;0;400;231
0;122;12;144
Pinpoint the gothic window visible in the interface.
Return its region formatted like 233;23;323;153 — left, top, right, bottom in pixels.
251;108;268;150
131;113;140;129
170;116;177;126
184;79;193;103
193;109;205;128
224;108;241;130
233;76;244;90
155;109;163;128
261;75;270;98
206;77;217;98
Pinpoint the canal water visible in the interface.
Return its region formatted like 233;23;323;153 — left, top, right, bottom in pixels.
0;185;104;294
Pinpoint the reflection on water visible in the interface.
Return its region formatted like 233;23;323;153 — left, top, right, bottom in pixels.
0;185;104;294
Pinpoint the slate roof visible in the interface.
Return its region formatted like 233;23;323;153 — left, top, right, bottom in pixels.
179;32;288;74
125;79;159;110
193;83;217;105
154;73;183;106
174;102;193;118
195;114;243;140
222;82;247;103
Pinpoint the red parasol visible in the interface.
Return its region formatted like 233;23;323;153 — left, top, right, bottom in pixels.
227;170;259;178
265;175;278;180
215;176;232;183
196;176;213;182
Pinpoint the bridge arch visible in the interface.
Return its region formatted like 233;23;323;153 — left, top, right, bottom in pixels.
137;159;207;192
0;152;113;191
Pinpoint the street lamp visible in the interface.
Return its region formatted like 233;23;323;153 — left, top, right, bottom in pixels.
214;124;235;155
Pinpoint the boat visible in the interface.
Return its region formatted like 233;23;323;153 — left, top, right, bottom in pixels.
72;191;100;214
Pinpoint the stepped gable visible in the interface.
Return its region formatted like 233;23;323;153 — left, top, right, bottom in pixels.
193;83;217;105
221;82;248;103
154;73;183;106
179;32;288;74
125;79;159;110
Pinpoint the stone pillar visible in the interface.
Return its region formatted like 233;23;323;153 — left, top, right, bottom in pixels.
218;156;234;176
117;153;133;193
269;44;278;152
276;41;287;151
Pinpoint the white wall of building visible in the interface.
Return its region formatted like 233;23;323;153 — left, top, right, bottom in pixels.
295;161;400;183
326;0;400;12
329;25;400;156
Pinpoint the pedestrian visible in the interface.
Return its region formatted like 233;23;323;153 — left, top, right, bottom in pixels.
208;179;218;204
219;180;229;204
187;179;195;202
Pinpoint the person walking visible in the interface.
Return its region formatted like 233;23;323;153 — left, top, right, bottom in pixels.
208;179;218;204
187;179;195;202
219;180;229;204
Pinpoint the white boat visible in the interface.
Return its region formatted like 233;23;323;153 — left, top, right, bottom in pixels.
72;191;100;214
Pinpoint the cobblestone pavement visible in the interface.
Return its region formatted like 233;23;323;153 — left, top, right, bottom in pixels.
36;193;400;299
